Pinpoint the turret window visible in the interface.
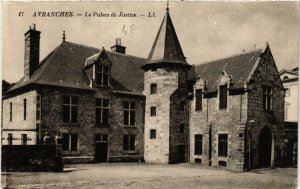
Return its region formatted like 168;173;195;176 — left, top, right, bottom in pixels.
150;83;157;94
96;65;110;87
150;106;156;117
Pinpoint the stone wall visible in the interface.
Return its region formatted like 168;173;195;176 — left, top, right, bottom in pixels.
144;68;179;163
39;86;144;162
190;88;248;170
246;48;285;168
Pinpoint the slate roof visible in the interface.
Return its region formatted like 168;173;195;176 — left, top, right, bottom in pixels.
9;41;146;94
190;49;263;91
144;9;189;67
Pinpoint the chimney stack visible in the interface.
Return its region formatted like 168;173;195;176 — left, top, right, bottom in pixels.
24;24;40;81
111;38;126;54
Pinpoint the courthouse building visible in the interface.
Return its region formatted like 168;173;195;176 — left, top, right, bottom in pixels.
2;7;286;170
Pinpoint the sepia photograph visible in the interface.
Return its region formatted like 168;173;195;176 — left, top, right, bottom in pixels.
1;1;298;188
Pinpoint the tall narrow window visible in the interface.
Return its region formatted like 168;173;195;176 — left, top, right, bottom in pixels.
21;134;27;145
219;85;227;109
96;65;110;87
195;89;203;111
63;96;79;123
263;86;272;111
218;134;228;157
150;84;157;94
9;102;12;122
36;95;41;121
150;106;156;117
96;99;110;126
7;133;13;145
123;135;135;152
194;134;202;155
124;101;135;126
62;133;78;151
23;99;27;120
150;129;156;139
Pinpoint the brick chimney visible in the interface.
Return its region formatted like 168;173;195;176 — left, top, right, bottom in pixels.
111;38;126;54
24;24;40;81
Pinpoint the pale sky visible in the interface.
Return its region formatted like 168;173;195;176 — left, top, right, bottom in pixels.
2;1;299;83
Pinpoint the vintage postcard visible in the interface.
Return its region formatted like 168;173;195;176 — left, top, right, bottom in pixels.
1;1;298;188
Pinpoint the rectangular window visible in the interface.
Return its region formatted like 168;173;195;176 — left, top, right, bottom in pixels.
96;99;110;126
194;134;202;155
7;133;13;145
21;134;27;145
123;101;135;126
62;133;78;151
195;89;203;111
150;106;156;117
150;84;157;94
123;135;135;151
219;85;227;109
96;65;110;87
36;95;41;121
218;134;228;157
150;129;156;139
23;99;27;120
9;102;12;122
180;101;185;112
63;96;79;123
263;86;272;111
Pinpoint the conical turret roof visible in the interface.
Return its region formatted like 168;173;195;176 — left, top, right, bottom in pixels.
142;8;190;69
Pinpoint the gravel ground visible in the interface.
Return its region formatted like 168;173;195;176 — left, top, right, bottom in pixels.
1;163;297;189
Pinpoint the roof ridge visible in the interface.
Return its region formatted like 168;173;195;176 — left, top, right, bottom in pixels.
65;41;146;60
195;48;263;67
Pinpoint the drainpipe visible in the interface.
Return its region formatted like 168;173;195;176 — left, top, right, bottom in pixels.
248;120;255;170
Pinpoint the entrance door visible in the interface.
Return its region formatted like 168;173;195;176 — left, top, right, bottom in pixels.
95;134;108;163
177;145;186;163
258;127;272;167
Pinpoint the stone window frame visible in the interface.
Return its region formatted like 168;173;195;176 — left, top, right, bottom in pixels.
195;89;203;111
150;129;156;139
62;133;79;152
216;131;230;158
150;106;156;117
219;85;228;110
194;134;203;155
216;70;232;111
123;134;135;153
21;134;27;145
150;83;157;94
95;98;110;127
62;95;79;124
95;64;110;87
193;76;206;112
263;85;272;111
123;101;136;127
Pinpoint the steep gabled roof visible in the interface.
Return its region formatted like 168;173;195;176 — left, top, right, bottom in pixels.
190;49;263;91
143;9;189;69
9;41;146;93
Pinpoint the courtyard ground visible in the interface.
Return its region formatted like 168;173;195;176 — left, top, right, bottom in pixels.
1;163;297;189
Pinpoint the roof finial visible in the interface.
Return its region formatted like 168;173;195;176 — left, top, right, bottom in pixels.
166;0;169;12
62;30;66;42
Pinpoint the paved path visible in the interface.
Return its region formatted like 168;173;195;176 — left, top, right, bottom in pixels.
1;163;297;189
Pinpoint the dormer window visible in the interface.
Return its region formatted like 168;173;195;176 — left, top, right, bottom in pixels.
96;65;110;87
219;85;227;109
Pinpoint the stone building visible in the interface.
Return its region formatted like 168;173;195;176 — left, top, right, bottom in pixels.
189;45;285;170
2;7;286;169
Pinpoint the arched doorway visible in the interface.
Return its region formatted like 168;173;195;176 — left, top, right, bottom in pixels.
258;127;272;167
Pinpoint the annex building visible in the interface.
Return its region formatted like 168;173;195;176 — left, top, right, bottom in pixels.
2;7;286;170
